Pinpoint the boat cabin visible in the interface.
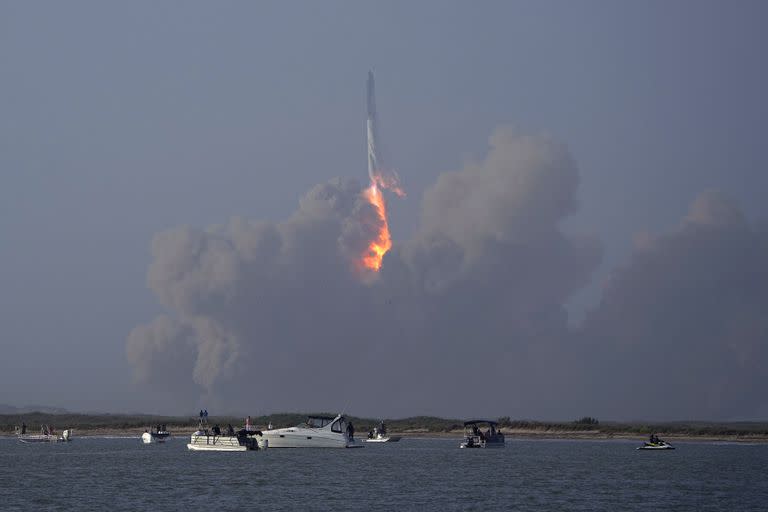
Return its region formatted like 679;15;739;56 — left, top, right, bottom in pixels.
303;415;348;434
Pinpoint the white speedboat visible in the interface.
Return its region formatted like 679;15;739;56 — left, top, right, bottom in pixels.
459;420;505;448
259;414;360;448
365;421;401;443
187;429;265;451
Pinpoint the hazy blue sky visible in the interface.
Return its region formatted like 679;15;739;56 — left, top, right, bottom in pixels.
2;1;767;419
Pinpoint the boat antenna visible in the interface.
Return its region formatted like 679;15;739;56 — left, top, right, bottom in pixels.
340;399;351;417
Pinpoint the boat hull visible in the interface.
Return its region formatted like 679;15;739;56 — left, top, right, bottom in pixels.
260;429;355;448
142;432;170;444
18;435;59;443
637;444;675;450
365;435;402;443
460;435;505;448
460;442;505;448
187;434;262;451
187;442;247;452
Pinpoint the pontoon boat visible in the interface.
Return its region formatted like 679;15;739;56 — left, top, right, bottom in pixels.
459;420;505;448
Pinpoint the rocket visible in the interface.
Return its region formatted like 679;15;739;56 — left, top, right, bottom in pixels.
365;71;404;197
367;70;379;183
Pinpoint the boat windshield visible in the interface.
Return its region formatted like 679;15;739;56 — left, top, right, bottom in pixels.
305;416;335;428
331;418;347;433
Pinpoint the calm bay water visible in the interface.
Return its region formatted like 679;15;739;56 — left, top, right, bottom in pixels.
1;437;766;511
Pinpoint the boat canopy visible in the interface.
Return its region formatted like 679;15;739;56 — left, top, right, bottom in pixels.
463;420;498;427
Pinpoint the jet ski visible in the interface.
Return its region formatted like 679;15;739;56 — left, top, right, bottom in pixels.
637;440;675;450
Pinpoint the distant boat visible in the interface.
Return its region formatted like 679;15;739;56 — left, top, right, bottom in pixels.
459;420;505;448
637;436;675;450
187;417;266;452
365;420;401;443
259;414;360;448
15;424;72;443
142;424;171;444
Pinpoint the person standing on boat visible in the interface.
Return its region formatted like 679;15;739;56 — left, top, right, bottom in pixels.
246;415;253;432
21;423;26;435
346;421;355;441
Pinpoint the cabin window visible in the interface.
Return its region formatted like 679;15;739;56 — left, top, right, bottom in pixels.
331;420;343;433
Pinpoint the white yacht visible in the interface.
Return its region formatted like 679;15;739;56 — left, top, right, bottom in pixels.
259;414;360;448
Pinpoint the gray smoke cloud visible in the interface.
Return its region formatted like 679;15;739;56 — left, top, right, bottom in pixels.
126;127;600;417
579;190;768;420
126;127;768;420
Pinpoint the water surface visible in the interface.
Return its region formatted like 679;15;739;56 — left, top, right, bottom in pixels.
1;437;765;511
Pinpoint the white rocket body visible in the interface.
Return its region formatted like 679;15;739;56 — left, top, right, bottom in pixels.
367;118;378;183
367;71;379;184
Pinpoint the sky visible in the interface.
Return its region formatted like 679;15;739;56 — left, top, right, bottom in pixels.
2;1;767;420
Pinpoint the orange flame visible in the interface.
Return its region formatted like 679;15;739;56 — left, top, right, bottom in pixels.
372;172;406;199
360;183;392;272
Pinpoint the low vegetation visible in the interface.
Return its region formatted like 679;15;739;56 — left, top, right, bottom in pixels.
2;412;768;438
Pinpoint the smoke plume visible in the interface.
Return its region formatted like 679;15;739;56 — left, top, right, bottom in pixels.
580;191;768;420
126;128;768;420
127;127;600;417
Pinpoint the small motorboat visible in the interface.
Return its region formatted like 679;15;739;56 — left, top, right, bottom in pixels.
142;424;171;444
365;433;402;443
459;420;505;448
637;440;675;450
365;420;401;443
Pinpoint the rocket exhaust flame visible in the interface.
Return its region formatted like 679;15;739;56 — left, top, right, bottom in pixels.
360;183;392;272
358;70;403;274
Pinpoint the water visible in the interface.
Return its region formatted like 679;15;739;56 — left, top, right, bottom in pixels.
1;437;766;511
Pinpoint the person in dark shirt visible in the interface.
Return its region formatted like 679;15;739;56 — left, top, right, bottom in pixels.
346;421;355;440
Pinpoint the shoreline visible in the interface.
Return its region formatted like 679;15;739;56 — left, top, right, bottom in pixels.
4;427;768;443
